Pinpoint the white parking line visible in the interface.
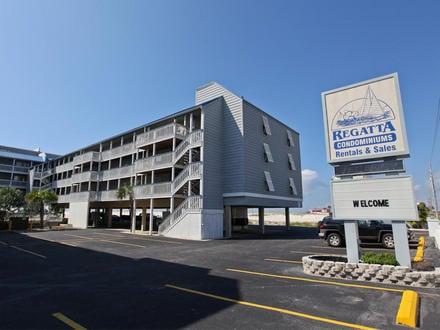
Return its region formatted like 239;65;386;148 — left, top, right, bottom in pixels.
10;245;47;259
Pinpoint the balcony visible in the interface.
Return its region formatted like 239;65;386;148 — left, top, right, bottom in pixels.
135;152;173;172
0;164;13;172
134;182;172;199
71;171;98;183
101;142;135;161
98;190;119;202
52;178;72;188
72;151;100;165
13;166;29;174
99;165;135;181
136;123;187;147
59;191;97;203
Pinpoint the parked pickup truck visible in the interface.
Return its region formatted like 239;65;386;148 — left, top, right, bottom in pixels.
317;217;415;249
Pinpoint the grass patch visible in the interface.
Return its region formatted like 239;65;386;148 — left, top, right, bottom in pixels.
361;252;399;266
289;222;318;228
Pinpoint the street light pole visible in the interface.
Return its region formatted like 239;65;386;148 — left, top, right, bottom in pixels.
429;162;439;218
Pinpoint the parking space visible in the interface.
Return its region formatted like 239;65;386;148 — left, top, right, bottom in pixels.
1;228;439;329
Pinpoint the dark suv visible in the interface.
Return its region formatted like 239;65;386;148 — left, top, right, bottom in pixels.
318;217;414;249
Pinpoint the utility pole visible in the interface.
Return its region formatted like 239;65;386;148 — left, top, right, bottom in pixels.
429;162;439;218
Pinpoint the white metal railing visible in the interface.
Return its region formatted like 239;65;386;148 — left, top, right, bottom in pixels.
136;123;187;147
73;151;100;165
174;130;203;161
134;129;203;173
134;182;172;199
71;171;98;183
158;195;202;235
101;142;135;161
99;190;119;201
52;178;72;188
65;191;97;202
172;162;203;193
99;165;134;181
135;152;173;172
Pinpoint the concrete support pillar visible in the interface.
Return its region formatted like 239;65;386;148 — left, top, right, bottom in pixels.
344;220;361;263
170;197;174;213
149;199;154;235
392;221;412;267
141;207;147;231
131;199;137;233
224;206;232;238
285;207;290;231
189;112;194;132
107;208;112;228
258;207;265;234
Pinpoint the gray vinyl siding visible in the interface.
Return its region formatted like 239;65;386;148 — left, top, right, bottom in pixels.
243;101;303;200
196;82;245;193
201;97;224;209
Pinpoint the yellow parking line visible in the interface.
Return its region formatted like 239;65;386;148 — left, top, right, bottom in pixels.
10;245;47;259
93;232;125;238
131;237;182;245
63;234;94;240
290;250;344;255
165;284;376;330
98;239;146;248
226;268;404;293
265;258;303;264
52;312;87;330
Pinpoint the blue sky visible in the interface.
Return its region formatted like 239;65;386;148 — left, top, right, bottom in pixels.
0;0;439;210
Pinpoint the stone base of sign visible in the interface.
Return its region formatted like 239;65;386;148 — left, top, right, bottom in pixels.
302;255;440;288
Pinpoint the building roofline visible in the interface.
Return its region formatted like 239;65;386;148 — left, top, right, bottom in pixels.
242;99;300;135
45;97;222;163
0;145;59;159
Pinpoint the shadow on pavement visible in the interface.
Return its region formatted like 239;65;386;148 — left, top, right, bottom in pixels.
0;232;240;329
231;225;319;240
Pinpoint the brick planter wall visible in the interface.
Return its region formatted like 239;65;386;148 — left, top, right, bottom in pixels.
302;255;440;288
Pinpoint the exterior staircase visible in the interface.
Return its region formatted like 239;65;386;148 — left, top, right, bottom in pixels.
158;195;203;235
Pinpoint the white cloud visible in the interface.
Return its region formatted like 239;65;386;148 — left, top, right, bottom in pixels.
301;169;319;195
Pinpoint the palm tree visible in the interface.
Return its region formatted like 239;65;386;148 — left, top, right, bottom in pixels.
0;187;24;230
25;190;58;229
116;185;135;232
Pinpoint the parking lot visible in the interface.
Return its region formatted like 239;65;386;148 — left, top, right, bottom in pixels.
1;227;439;329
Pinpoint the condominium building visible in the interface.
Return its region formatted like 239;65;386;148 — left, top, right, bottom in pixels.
30;82;302;240
0;145;58;194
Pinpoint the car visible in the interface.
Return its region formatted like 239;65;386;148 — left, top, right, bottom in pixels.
317;217;415;249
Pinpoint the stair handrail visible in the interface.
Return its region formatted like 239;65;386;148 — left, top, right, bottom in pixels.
158;195;202;234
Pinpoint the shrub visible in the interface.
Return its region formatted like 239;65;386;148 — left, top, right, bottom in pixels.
361;252;399;266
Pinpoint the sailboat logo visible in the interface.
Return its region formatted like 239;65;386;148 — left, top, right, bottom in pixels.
331;86;395;129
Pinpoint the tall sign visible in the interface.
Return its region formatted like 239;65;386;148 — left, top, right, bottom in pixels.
322;73;409;164
321;73;416;267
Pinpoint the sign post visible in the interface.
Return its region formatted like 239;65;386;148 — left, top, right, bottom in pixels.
322;73;418;267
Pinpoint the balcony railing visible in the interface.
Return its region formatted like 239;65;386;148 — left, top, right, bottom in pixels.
99;165;134;181
135;152;173;172
98;190;119;202
72;151;100;165
61;191;97;203
52;178;72;188
158;195;202;235
136;123;187;147
71;171;98;183
134;182;172;199
101;142;135;161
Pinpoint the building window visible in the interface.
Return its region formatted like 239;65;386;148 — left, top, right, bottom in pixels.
262;115;271;135
288;153;296;170
263;143;274;163
289;177;298;195
287;130;294;147
264;171;275;192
